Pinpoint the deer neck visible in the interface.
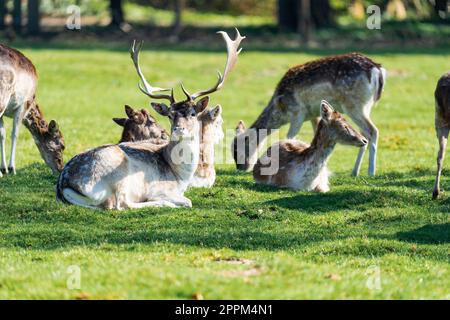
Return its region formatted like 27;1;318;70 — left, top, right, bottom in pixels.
308;121;336;165
197;123;216;175
247;97;287;151
22;103;51;160
163;131;200;183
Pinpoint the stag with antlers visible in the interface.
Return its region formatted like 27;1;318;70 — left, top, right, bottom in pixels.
57;29;244;209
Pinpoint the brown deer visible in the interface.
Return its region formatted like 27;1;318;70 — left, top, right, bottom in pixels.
253;100;367;192
113;105;169;143
56;29;243;209
0;44;64;176
232;52;385;177
432;72;450;200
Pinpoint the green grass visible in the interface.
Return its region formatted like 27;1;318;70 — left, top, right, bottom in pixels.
0;43;449;299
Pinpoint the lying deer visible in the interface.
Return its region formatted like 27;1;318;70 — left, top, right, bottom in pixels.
113;105;169;143
113;96;224;188
0;44;65;176
253;100;367;192
57;29;244;209
432;72;450;200
232;53;385;176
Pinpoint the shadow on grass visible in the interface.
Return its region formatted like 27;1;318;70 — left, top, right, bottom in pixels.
396;223;450;244
0;165;447;257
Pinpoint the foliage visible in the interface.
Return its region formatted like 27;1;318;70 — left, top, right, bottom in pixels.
0;43;449;298
40;0;108;16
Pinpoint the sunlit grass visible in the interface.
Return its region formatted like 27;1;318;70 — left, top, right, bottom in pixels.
0;44;448;299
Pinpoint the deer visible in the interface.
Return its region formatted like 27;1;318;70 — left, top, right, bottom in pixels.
232;52;386;177
432;72;450;200
56;29;244;209
0;44;65;177
253;100;367;192
112;96;224;189
113;104;169;143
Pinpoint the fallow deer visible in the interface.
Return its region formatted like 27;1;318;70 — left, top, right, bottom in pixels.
253;100;367;192
56;29;244;209
432;72;450;200
232;52;386;176
114;96;224;189
0;44;65;176
113;105;169;143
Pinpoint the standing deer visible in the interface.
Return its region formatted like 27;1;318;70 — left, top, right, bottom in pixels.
56;29;244;209
113;99;224;189
232;53;386;176
0;44;65;176
432;72;450;200
253;100;367;192
113;105;169;143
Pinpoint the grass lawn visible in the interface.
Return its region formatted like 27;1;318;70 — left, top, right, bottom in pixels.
0;41;449;299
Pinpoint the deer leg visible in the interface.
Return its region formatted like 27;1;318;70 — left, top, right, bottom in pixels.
287;112;305;139
126;199;179;209
0;117;7;177
8;110;22;175
350;115;378;176
433;127;449;200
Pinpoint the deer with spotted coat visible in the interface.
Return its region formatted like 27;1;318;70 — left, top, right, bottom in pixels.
0;44;65;177
56;29;244;209
232;52;386;176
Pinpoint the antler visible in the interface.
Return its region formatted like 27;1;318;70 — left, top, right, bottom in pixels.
130;40;175;103
185;28;246;101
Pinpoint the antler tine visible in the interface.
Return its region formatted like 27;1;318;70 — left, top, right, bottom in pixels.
190;28;245;100
130;40;174;103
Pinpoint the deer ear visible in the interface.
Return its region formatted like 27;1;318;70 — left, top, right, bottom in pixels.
208;105;222;120
195;96;209;113
125;105;134;118
320;100;334;122
113;118;126;127
236;120;246;134
48;120;59;135
151;102;170;116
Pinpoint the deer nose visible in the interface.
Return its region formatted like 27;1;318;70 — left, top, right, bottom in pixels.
361;138;368;145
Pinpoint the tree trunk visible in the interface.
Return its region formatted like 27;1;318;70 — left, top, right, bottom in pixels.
311;0;332;28
28;0;40;35
172;0;184;37
0;0;6;30
278;0;297;30
110;0;124;26
13;0;22;33
298;0;311;43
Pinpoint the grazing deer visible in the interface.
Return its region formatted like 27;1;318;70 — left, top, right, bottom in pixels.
432;72;450;200
113;105;169;143
232;52;386;176
253;101;367;192
0;44;64;176
56;29;244;209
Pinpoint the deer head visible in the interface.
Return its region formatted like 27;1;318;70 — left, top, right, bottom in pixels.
318;100;367;147
130;28;244;140
113;105;169;143
23;104;65;174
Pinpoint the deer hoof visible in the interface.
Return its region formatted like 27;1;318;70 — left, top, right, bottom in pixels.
0;167;8;175
432;190;440;200
7;167;16;175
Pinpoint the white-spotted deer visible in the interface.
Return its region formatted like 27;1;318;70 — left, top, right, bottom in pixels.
432;72;450;200
0;44;65;176
112;98;224;188
113;105;169;143
57;29;244;209
232;53;386;176
253;100;367;192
